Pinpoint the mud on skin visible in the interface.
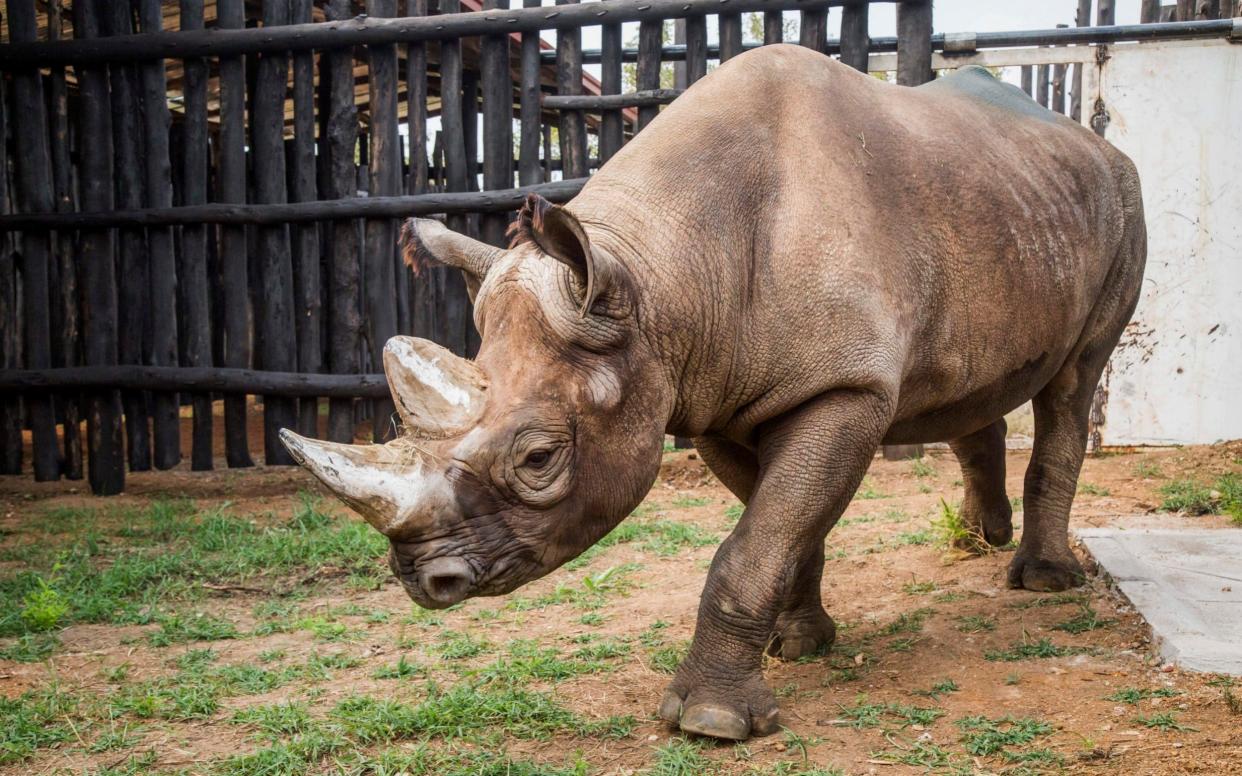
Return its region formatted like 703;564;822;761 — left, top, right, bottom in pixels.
283;46;1146;740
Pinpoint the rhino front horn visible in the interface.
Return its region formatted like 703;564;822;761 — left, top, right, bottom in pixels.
278;428;450;537
383;336;487;439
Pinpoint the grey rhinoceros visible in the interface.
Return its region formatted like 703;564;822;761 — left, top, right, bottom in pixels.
280;45;1146;741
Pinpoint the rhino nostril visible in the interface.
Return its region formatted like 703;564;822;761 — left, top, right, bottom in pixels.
416;557;475;605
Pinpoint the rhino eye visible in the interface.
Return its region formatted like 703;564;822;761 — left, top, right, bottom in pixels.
524;449;552;469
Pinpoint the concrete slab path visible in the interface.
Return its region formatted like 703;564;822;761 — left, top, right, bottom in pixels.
1077;527;1242;675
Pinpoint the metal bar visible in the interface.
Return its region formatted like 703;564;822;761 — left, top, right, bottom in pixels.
0;0;870;67
0;367;391;399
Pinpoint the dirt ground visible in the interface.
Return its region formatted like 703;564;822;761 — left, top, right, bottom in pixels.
1;429;1240;775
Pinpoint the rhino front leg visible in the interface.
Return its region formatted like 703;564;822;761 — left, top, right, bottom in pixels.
948;418;1014;550
659;389;892;740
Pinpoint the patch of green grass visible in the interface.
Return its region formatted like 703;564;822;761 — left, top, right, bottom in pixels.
647;738;717;776
577;612;605;626
372;655;422;680
910;458;936;478
836;696;943;729
147;611;239;646
1106;687;1181;704
855;476;887;500
1053;605;1116;634
957;715;1053;756
1158;479;1216;515
869;741;952;769
901;580;937;595
1132;460;1164;479
1077;481;1110;496
931;498;986;553
670;495;711;508
19;574;69;631
1010;592;1087;610
479;639;623;682
231;701;316;738
1134;712;1196;732
956;615;997;633
911;678;959;700
724;503;744;525
877;608;934;636
984;637;1086;662
0;687;77;764
87;723;142;753
648;642;689;674
435;630;490;660
0;632;60;662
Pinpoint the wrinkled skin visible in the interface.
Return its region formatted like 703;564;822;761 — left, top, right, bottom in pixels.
284;47;1146;741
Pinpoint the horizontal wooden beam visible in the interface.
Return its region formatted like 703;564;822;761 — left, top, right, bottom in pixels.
0;366;390;398
543;88;682;110
0;0;877;67
0;179;586;231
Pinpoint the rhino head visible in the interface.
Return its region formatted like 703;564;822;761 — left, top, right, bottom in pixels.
280;195;669;609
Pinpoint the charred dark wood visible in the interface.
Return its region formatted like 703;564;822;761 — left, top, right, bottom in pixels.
74;0;124;495
253;0;297;464
439;0;472;358
7;0;60;482
179;0;215;471
325;0;363;443
685;15;708;84
1037;63;1050;108
0;0;847;67
799;7;828;53
105;0;152;473
719;13;743;60
544;89;682;110
291;0;322;441
462;70;480;191
1052;60;1067;115
598;21;624;163
896;0;933;87
636;19;663;130
1141;0;1162;22
0;181;589;231
519;0;544;185
366;0;402;441
1098;0;1117;25
1072;0;1091;121
763;10;783;43
216;0;254;467
406;0;430;194
0;21;23;475
481;0;514;249
1020;64;1033;97
0;366;390;399
840;1;870;72
47;0;83;480
556;0;589;179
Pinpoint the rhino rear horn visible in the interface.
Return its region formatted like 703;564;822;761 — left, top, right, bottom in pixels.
401;217;503;284
383;336;487;438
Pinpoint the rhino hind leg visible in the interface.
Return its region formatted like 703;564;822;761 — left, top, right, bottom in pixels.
948;418;1014;551
766;542;836;660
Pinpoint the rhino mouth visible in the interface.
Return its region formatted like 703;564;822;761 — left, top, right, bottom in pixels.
388;547;538;609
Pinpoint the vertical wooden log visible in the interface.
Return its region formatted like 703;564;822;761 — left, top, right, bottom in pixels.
179;0;214;470
1072;0;1092;122
556;0;588;178
481;0;513;247
1020;64;1033;98
325;0;362;442
799;8;827;54
1037;63;1050;109
439;0;471;357
636;20;662;131
720;13;743;61
7;0;60;481
253;0;297;463
462;70;481;190
598;21;624;163
290;0;322;440
896;0;934;87
672;18;687;90
1140;0;1160;20
840;1;870;73
103;0;152;472
763;10;784;44
137;0;181;471
519;0;543;183
685;16;708;84
542;123;552;183
1176;0;1194;19
1052;61;1067;115
46;0;82;480
0;10;24;474
365;0;401;441
73;0;124;494
406;0;430;195
215;0;253;466
1097;0;1116;24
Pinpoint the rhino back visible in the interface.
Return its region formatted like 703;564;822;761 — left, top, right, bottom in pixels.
570;46;1139;443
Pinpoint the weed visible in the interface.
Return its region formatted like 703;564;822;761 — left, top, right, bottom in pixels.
671;495;712;508
648;738;717;775
912;678;959;700
0;632;59;662
436;630;490;660
957;715;1053;756
1158;479;1216;515
869;741;952;769
836;696;942;729
19;574;69;632
1053;605;1116;634
1223;687;1241;715
984;637;1086;662
1134;712;1196;732
147;611;239;646
578;612;605;626
956;615;996;633
1132;460;1164;479
931;498;986;553
877;608;933;636
1010;592;1087;609
724;503;744;524
1106;687;1181;704
87;723;141;753
648;641;690;674
231;701;316;738
901;580;937;595
372;655;422;680
911;458;937;478
0;687;77;764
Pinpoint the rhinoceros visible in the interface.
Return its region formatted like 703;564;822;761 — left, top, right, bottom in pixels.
280;45;1145;740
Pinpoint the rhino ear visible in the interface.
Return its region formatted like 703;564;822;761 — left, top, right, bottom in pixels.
520;194;616;317
401;217;502;290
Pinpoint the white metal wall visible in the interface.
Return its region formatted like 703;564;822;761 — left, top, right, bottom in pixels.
1086;40;1242;445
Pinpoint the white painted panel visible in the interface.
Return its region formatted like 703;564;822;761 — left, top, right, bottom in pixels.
1091;40;1242;446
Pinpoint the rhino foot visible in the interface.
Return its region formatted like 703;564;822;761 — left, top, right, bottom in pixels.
1007;552;1085;592
766;608;836;660
657;673;780;741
